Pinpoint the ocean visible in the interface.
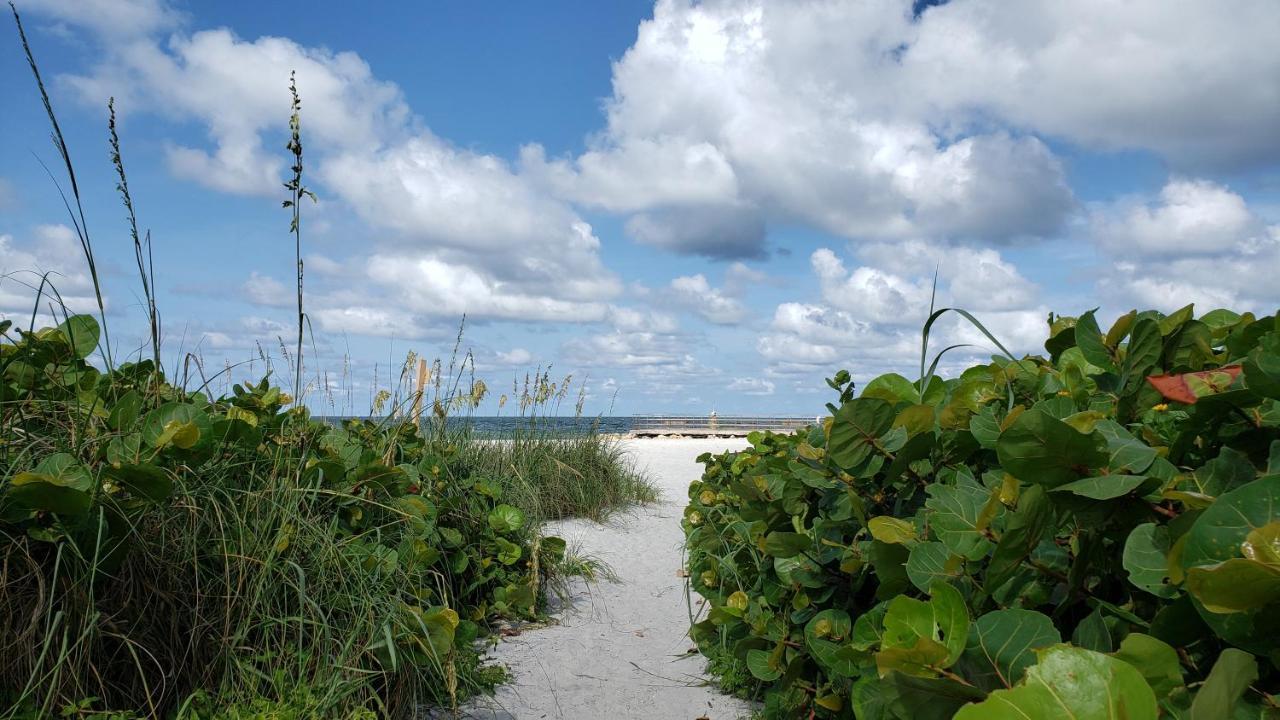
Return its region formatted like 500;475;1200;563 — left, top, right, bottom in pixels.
316;415;635;436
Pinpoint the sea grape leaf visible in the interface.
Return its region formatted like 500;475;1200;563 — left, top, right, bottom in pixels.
929;580;968;667
1148;365;1244;405
1071;607;1112;652
925;481;993;560
104;463;173;502
879;673;986;720
986;485;1054;591
805;609;863;677
141;403;211;449
746;648;783;681
1241;521;1280;564
1180;475;1280;650
1094;419;1157;474
1185;559;1280;613
1052;474;1149;500
996;408;1108;488
959;608;1060;691
1111;633;1183;700
906;542;960;593
875;636;949;677
56;314;100;359
763;531;811;558
108;390;143;431
1191;447;1256;497
829;397;895;469
1121;318;1163;392
868;516;917;544
862;373;920;404
1123;523;1177;598
883;596;936;649
1075;310;1117;372
1242;332;1280;400
487;504;526;533
1189;649;1257;720
953;645;1158;720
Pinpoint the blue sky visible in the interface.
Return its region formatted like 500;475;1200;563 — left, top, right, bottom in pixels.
2;0;1278;417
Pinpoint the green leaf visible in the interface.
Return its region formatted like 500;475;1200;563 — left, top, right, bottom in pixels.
954;646;1158;720
1075;310;1117;372
862;373;921;404
1111;633;1182;700
868;515;917;544
1189;649;1257;720
1072;607;1112;652
1094;419;1157;474
959;609;1060;690
141;403;211;449
1181;475;1280;648
829;397;895;469
925;480;994;560
929;580;968;667
996;408;1109;488
7;474;92;516
746;648;783;681
805;609;863;677
487;504;526;533
906;541;959;593
1185;559;1280;613
108;390;143;431
1123;523;1177;598
763;531;811;558
1052;474;1149;501
986;485;1054;591
1121;318;1163;392
56;314;100;359
1242;332;1280;400
1241;521;1280;565
105;463;173;502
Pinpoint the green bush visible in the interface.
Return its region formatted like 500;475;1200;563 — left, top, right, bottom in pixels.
0;316;571;717
684;306;1280;718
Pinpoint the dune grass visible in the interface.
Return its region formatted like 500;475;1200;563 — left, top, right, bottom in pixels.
0;7;654;717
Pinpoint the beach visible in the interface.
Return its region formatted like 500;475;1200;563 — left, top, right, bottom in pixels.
457;437;753;719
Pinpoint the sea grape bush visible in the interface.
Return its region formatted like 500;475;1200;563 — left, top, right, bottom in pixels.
684;305;1280;718
0;315;565;713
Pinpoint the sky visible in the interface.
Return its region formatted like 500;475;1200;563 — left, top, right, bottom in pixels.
1;0;1278;417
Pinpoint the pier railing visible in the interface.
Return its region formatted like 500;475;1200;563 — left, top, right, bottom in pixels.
630;414;816;437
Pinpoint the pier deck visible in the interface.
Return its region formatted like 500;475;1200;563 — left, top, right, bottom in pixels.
629;414;815;438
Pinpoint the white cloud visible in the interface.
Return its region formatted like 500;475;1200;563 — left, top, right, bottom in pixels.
727;376;774;395
665;274;747;325
1092;179;1263;257
900;0;1280;167
242;272;292;307
0;225;98;320
527;0;1079;259
46;16;620;326
22;0;181;38
1090;180;1280;313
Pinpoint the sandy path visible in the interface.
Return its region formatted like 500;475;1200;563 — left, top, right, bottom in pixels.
456;438;753;720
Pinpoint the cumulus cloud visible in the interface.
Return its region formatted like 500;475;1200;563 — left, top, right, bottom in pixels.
242;272;292;307
664;274;747;325
1091;179;1280;313
899;0;1280;167
0;225;98;320
40;14;619;327
727;376;775;395
524;0;1082;259
1092;180;1263;257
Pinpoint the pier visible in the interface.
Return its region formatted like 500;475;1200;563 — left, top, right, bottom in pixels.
629;414;816;438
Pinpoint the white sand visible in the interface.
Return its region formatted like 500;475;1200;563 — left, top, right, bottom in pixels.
456;437;754;720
